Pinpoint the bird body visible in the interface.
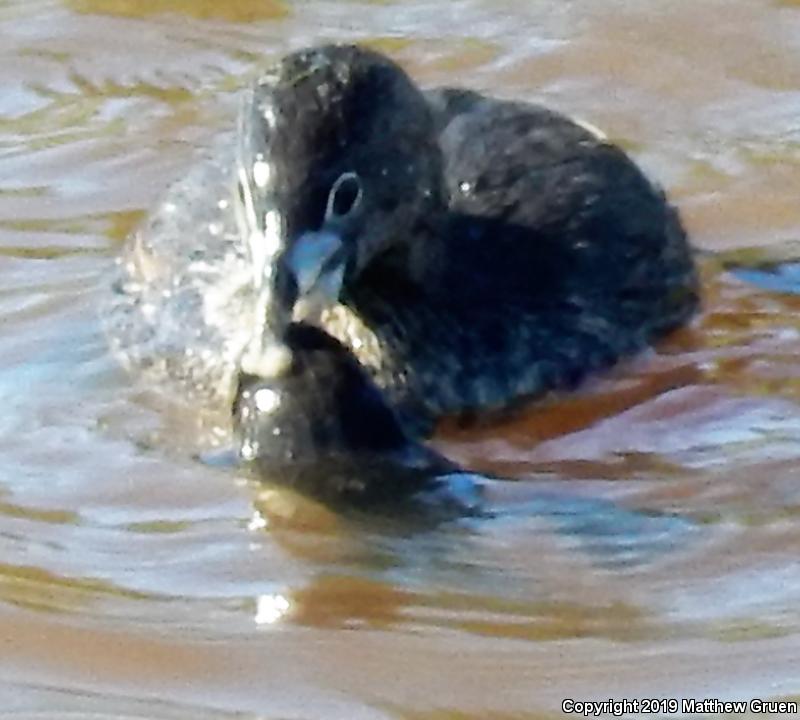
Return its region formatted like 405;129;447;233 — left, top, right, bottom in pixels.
108;44;698;442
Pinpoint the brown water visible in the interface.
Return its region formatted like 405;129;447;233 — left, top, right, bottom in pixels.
2;0;800;717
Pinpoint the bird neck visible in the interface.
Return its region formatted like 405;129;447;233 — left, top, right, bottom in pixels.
374;209;449;290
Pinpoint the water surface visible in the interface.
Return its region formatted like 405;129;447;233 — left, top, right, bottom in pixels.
2;0;800;717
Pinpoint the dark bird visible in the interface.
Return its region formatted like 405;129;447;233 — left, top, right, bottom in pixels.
236;44;699;434
232;322;468;509
109;44;698;438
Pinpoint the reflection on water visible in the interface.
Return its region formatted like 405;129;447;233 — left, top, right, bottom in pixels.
67;0;290;22
1;0;800;717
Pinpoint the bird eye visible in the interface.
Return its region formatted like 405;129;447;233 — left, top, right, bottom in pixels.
326;172;363;221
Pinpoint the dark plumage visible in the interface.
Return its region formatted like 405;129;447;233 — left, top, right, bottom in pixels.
233;323;456;506
239;44;699;434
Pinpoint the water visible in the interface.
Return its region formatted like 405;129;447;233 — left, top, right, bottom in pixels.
2;0;800;717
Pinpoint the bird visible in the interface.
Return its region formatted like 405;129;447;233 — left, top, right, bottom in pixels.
232;321;476;511
108;43;699;437
234;44;699;434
